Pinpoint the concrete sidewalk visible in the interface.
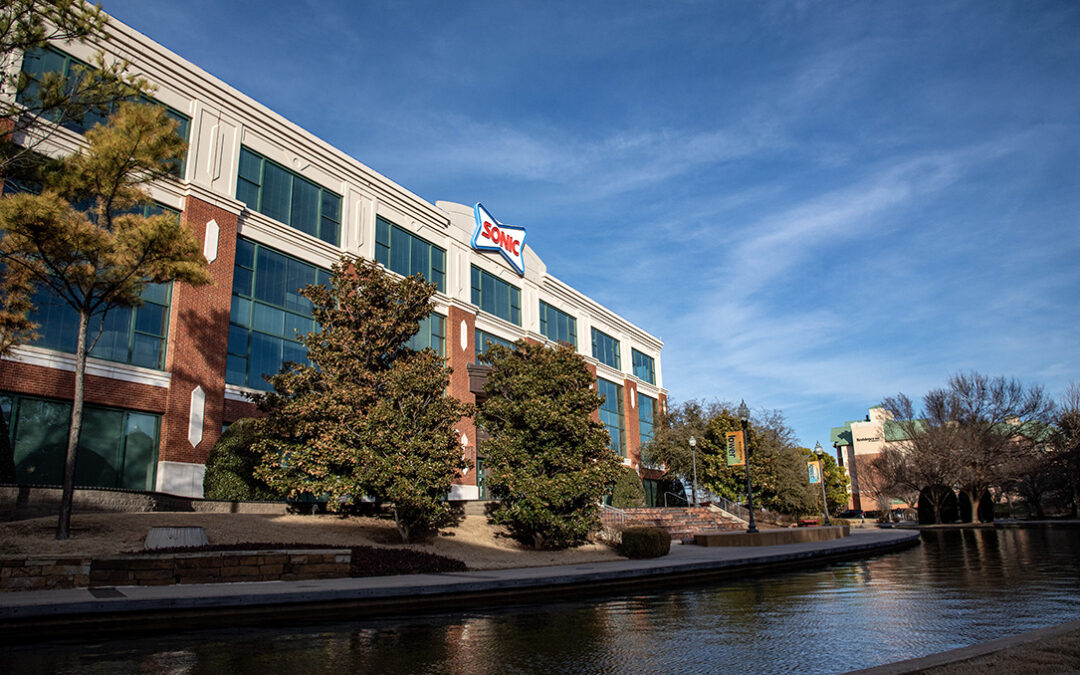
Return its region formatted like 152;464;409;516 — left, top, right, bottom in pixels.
0;528;919;640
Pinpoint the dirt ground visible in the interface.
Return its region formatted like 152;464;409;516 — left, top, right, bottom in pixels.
0;511;622;570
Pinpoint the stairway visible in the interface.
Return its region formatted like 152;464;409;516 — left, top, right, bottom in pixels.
600;507;744;543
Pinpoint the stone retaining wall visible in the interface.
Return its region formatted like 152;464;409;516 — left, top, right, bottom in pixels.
0;485;287;521
1;549;349;591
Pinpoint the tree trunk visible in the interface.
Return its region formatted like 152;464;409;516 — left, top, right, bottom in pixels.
393;506;410;543
967;488;982;524
56;310;89;540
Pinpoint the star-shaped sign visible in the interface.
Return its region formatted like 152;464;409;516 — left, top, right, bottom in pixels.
471;203;527;275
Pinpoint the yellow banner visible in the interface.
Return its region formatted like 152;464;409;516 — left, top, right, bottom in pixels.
808;460;822;484
725;431;745;466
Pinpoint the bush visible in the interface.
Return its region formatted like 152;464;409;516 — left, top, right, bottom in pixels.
203;418;281;501
611;466;646;508
617;526;671;559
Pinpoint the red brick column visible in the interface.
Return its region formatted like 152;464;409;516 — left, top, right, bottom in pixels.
157;196;239;466
623;378;641;468
447;306;477;492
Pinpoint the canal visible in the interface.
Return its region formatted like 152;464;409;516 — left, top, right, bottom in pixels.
4;527;1080;674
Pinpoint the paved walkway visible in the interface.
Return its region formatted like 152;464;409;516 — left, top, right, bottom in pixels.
0;528;918;640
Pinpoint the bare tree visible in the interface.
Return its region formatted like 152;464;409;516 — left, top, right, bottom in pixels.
883;373;1055;523
1050;382;1080;517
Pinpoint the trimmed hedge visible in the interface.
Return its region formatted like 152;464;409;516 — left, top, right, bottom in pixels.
617;526;671;559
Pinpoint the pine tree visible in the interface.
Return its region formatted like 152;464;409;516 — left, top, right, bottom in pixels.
0;102;211;539
254;258;471;543
477;341;622;549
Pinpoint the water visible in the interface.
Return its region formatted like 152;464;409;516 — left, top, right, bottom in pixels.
5;527;1080;674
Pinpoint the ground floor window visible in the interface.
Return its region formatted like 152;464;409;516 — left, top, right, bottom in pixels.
643;478;660;507
0;393;159;491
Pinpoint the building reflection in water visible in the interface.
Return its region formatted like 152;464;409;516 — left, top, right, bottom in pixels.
3;528;1080;674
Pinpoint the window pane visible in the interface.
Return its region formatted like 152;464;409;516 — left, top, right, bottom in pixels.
290;177;319;237
121;413;158;491
232;266;253;297
235;238;256;269
390;225;410;275
318;218;339;246
236;179;259;209
130;333;162;369
410;239;429;280
254;248;287;306
13;397;70;485
228;324;248;356
229;296;251;328
140;282;169;306
260;161;292;224
321;191;341;223
249;332;284;390
285;258;315;313
252;303;285;336
284;312;313;340
75;407;124;488
134;303;166;336
226;354;247;386
89;309;133;363
238;147;262;183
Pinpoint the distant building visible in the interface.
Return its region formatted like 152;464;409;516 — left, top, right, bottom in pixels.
1;13;665;500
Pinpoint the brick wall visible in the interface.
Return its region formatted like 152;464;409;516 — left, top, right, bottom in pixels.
623;377;642;469
158;196;239;465
0;362;168;414
447;306;477;489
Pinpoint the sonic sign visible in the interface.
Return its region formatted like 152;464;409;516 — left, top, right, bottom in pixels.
472;203;527;275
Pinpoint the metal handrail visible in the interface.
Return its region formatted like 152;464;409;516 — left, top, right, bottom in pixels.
662;491;688;507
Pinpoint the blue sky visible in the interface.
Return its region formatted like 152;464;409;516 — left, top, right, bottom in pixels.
103;0;1079;448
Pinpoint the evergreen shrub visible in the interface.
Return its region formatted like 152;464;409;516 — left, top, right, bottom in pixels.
617;526;671;558
203;418;280;501
611;466;646;508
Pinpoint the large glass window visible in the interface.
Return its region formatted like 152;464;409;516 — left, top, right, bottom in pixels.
592;328;621;370
475;328;515;357
539;301;576;348
1;393;159;491
632;348;656;384
18;46;191;172
375;217;445;292
471;265;521;325
597;377;625;457
236;147;342;246
638;392;656;447
227;238;330;390
406;313;446;356
29;279;172;371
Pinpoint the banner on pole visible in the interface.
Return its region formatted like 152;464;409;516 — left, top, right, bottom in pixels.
808;460;822;484
725;431;745;466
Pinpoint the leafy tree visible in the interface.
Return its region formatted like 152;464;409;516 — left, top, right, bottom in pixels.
641;398;725;480
477;341;621;549
799;447;848;516
203;418;281;501
0;0;149;174
883;372;1054;523
254;258;471;543
610;465;646;508
0;102;210;539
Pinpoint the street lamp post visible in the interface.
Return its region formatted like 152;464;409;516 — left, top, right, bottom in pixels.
689;436;698;507
814;441;832;526
738;400;758;534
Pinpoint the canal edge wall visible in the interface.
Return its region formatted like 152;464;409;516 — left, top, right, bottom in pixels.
0;529;920;642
